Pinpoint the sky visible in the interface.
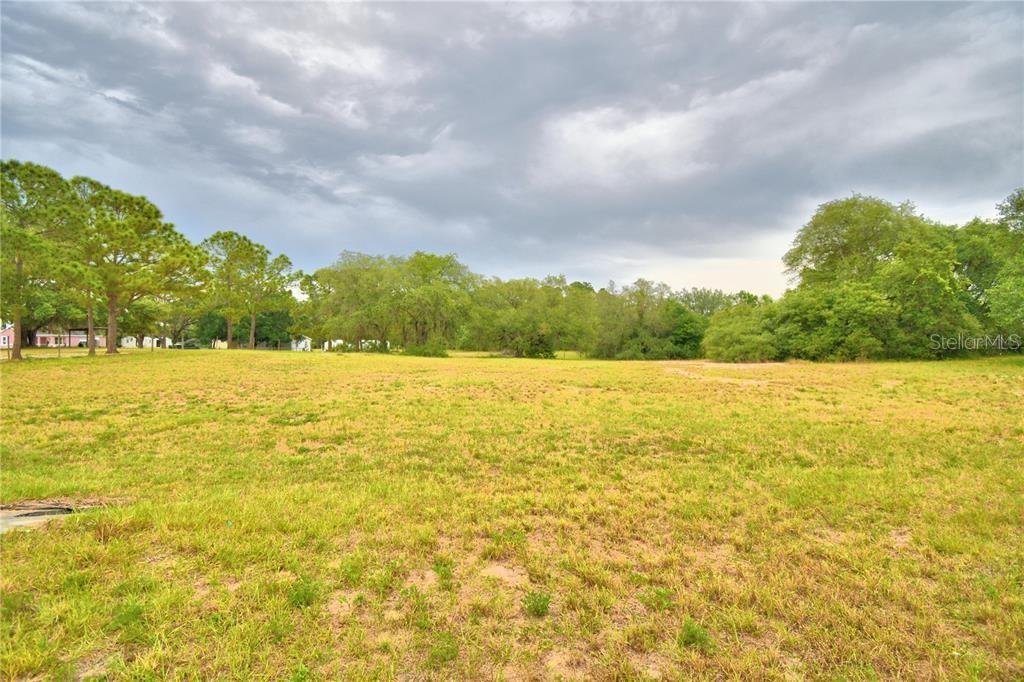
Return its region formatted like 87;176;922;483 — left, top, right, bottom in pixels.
2;2;1021;295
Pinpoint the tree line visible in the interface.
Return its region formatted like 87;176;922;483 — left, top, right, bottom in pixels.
2;159;1021;361
703;194;1023;361
1;161;294;359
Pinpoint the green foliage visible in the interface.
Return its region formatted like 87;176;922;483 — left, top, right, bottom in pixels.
783;195;925;285
426;631;459;667
988;254;1024;333
711;194;1008;363
201;230;263;345
703;302;779;362
403;339;448;357
107;601;149;644
433;557;455;591
639;586;674;612
523;591;552;617
1;160;79;357
287;577;320;609
1;158;1019;364
997;187;1024;233
72;176;199;352
202;230;294;349
290;664;315;682
677;617;714;653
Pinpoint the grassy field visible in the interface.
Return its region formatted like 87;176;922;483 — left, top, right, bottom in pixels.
1;352;1022;680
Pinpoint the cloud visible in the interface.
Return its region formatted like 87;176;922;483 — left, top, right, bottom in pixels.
1;1;1020;295
206;63;301;117
531;106;711;188
359;125;490;182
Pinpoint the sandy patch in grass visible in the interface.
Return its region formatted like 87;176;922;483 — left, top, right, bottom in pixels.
664;366;771;385
692;542;747;577
405;569;438;590
481;562;529;588
0;497;127;533
326;590;356;619
1;496;125;511
545;649;589;679
889;527;913;549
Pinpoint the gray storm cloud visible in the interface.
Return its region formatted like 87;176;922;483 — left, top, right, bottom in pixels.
2;1;1020;294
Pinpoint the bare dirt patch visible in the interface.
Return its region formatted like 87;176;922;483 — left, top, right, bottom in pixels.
326;590;355;619
405;569;438;590
545;649;589;679
692;543;741;575
193;580;211;600
375;629;413;652
481;562;529;588
664;367;771;386
0;497;125;533
628;652;668;680
889;527;913;550
76;652;111;680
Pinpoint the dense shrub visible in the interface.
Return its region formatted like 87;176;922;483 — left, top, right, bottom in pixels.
403;339;448;357
702;302;779;362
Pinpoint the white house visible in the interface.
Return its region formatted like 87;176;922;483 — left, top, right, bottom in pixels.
321;338;390;352
120;336;172;349
1;324;106;348
291;336;312;352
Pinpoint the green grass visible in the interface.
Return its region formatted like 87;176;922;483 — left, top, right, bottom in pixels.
1;351;1023;678
523;591;551;617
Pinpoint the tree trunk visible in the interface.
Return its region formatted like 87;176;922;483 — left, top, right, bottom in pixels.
11;313;22;361
10;315;22;360
9;256;24;360
86;302;96;356
248;312;257;350
106;295;119;354
226;318;234;349
136;333;144;349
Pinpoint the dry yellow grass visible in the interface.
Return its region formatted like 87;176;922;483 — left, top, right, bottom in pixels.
1;351;1022;679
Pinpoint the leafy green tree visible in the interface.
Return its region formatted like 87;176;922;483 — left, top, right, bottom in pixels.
64;177;110;355
988;253;1024;335
1;160;77;359
588;284;629;358
873;236;980;357
13;285;83;348
201;231;263;349
119;299;162;348
783;196;925;285
702;301;779;362
675;288;736;317
291;271;330;346
396;252;472;348
314;252;399;350
491;278;558;358
70;180;195;353
953;218;1020;323
774;283;896;360
560;281;597;351
240;249;294;349
155;258;210;347
664;299;707;359
996;188;1024;233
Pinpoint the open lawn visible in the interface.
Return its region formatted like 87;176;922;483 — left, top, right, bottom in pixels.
1;352;1022;679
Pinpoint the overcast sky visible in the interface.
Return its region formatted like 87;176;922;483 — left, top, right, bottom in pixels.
2;2;1021;294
